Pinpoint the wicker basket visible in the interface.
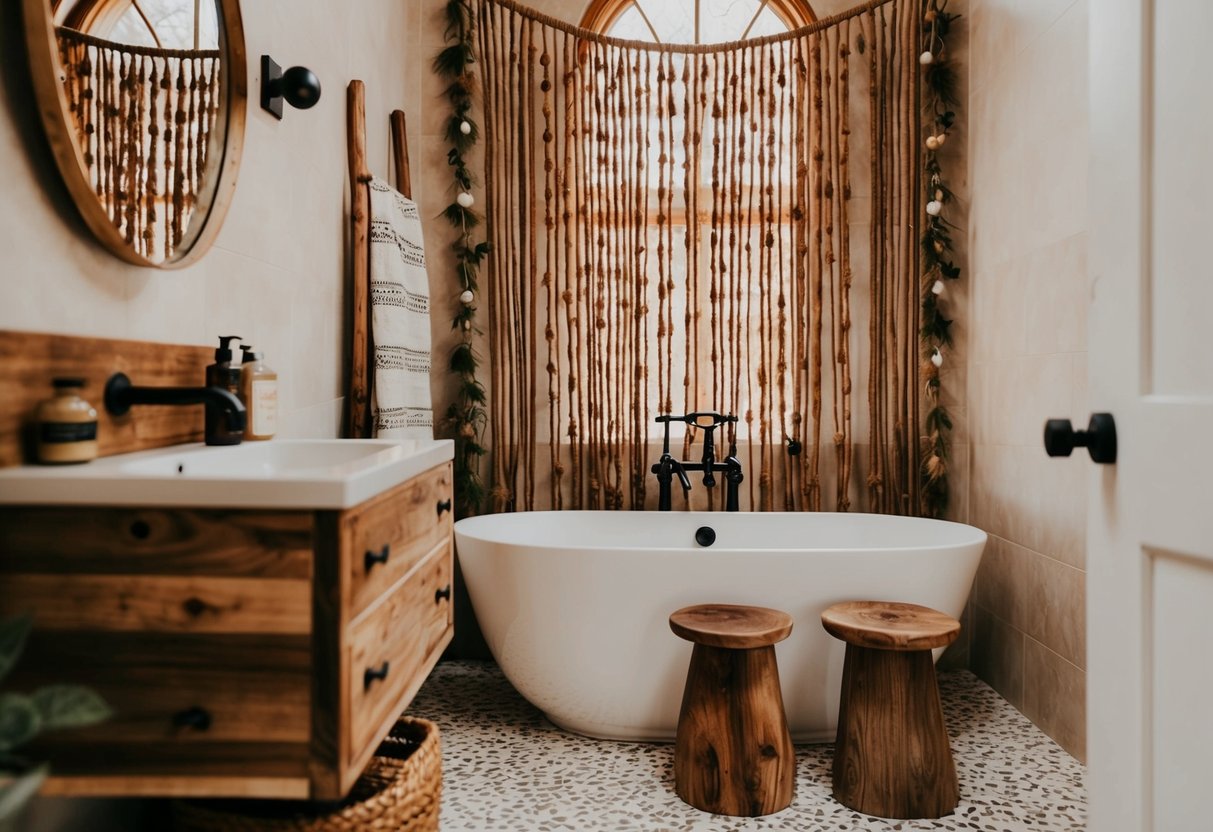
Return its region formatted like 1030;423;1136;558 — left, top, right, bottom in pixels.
173;717;441;832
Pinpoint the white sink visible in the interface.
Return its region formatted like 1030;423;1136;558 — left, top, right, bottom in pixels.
0;439;454;509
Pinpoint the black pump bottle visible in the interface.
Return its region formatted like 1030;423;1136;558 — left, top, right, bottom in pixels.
204;335;243;445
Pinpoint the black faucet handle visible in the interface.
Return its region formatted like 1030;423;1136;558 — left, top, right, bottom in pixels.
671;460;692;492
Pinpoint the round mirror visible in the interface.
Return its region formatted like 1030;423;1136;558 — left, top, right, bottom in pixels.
23;0;246;268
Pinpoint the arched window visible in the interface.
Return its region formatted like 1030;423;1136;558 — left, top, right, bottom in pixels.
55;0;219;50
582;0;816;44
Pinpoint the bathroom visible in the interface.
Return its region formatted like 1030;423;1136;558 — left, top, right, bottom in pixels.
0;0;1204;829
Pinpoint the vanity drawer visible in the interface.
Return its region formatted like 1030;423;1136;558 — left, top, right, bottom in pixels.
344;463;452;621
347;541;452;761
16;631;311;747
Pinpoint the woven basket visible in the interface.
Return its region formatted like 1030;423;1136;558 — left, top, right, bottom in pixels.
173;717;441;832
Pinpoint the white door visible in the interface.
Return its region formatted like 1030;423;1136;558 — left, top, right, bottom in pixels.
1087;0;1213;829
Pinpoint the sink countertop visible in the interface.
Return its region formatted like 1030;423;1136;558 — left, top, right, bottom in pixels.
0;438;454;510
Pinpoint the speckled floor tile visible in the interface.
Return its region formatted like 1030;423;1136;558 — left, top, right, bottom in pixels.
408;662;1086;831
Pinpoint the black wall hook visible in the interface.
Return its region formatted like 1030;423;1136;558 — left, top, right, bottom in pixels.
261;55;322;119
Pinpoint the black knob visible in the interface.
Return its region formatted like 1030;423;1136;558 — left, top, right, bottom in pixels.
694;526;716;547
1044;413;1117;464
364;544;390;572
172;706;212;732
436;498;452;516
279;66;322;109
435;585;452;604
364;661;391;690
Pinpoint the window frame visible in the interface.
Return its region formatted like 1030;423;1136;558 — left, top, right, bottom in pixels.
579;0;817;43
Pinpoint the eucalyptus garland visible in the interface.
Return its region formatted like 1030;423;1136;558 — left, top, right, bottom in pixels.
434;0;488;518
919;0;961;518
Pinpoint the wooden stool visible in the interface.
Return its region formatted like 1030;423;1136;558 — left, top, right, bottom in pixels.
669;604;795;817
821;601;961;819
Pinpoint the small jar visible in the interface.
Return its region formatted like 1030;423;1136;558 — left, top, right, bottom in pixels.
36;378;99;464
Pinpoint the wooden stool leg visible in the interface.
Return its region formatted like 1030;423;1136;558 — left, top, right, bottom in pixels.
832;645;958;819
674;643;794;817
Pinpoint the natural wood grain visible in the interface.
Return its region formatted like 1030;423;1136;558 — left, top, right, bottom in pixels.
28;740;310;782
0;574;311;635
12;632;311;744
309;507;345;800
669;604;794;649
391;109;412;198
21;0;247;269
0;331;213;468
40;776;310;800
0;464;453;800
674;643;795;817
346;80;373;439
0;506;313;577
344;463;453;620
831;645;959;819
821;601;960;651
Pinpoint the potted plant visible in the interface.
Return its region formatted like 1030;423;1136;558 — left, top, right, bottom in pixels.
0;614;110;831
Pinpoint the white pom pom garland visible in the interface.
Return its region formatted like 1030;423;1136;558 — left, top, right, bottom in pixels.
926;200;943;217
457;192;475;209
460;289;475;305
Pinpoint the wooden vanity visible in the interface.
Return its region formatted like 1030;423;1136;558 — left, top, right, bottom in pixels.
0;462;454;800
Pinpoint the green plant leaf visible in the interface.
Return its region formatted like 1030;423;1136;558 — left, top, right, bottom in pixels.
0;616;32;685
30;686;111;731
0;764;48;822
0;696;40;753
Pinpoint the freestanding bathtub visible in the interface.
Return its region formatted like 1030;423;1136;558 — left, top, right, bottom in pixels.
455;510;986;742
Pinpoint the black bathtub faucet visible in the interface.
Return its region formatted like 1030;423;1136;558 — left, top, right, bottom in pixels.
651;412;744;511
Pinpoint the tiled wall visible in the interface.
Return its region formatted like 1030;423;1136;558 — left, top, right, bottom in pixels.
0;0;433;440
966;0;1088;761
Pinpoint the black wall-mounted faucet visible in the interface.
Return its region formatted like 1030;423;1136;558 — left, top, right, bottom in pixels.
651;412;744;511
104;372;246;446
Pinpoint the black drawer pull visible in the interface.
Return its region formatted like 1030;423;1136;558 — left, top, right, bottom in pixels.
364;661;391;690
436;498;452;516
434;584;452;604
364;544;390;572
172;706;212;732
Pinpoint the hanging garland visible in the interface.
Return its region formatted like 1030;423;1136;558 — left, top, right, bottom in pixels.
435;0;489;517
919;0;961;518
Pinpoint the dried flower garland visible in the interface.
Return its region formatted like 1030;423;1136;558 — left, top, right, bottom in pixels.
920;0;961;517
434;0;489;517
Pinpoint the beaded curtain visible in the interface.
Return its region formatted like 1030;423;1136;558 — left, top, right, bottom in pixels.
56;27;223;262
477;0;922;514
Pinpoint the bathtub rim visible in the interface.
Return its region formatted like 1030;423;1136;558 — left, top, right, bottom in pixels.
454;509;988;554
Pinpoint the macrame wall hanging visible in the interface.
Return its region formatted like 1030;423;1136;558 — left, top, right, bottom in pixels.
476;0;926;515
56;27;223;262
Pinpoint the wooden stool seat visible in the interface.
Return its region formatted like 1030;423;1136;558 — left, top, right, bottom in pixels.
669;603;793;649
669;604;795;817
821;601;960;651
822;601;960;820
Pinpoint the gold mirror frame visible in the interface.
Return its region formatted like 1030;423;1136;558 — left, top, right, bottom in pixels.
21;0;247;269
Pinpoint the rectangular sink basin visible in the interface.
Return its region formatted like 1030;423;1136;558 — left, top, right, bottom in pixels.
0;439;454;509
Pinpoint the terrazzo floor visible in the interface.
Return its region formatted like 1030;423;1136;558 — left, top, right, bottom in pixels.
408;661;1086;832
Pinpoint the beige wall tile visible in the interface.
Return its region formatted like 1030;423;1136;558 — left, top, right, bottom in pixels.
973;534;1029;630
1023;636;1087;761
967;0;1088;757
972;605;1026;710
1024;551;1086;669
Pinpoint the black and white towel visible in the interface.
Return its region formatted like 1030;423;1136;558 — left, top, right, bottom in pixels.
369;178;433;439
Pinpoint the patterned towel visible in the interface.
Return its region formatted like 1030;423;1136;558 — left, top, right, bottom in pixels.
369;178;433;438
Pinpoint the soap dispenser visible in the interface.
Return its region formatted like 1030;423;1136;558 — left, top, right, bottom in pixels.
239;345;278;441
205;335;244;445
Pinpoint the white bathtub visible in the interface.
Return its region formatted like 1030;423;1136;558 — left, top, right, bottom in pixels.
455;510;986;742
